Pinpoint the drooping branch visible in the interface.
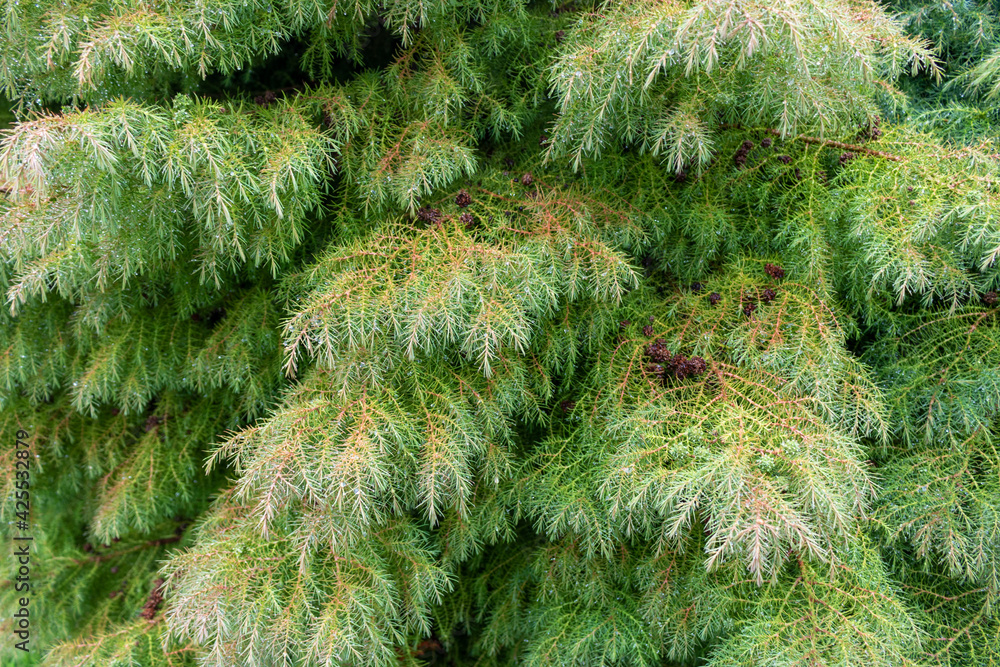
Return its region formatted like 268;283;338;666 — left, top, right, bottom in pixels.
765;129;903;161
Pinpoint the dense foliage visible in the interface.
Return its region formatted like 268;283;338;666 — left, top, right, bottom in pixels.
2;1;1000;665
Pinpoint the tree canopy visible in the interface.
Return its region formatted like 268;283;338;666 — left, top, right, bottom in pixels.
2;1;1000;666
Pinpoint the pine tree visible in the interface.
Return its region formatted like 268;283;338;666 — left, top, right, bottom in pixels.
2;1;1000;666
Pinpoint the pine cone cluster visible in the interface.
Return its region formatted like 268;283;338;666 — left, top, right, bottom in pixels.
560;399;576;413
708;292;721;306
642;324;654;337
761;137;773;148
680;355;707;378
764;263;785;280
644;340;707;381
460;212;475;228
734;140;754;168
645;339;671;363
455;190;472;208
207;307;226;325
619;320;631;331
140;578;166;620
742;284;779;316
144;414;166;432
521;172;534;186
253;90;277;107
690;282;703;293
417;207;441;224
839;152;856;165
777;155;792;165
415;638;446;661
858;116;882;142
984;291;998;306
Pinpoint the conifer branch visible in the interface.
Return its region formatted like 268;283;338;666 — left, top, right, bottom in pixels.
71;534;183;566
764;128;904;161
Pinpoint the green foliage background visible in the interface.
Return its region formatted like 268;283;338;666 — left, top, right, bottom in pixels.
2;1;1000;666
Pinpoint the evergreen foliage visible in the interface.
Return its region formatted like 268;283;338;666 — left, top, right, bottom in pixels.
2;1;1000;666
